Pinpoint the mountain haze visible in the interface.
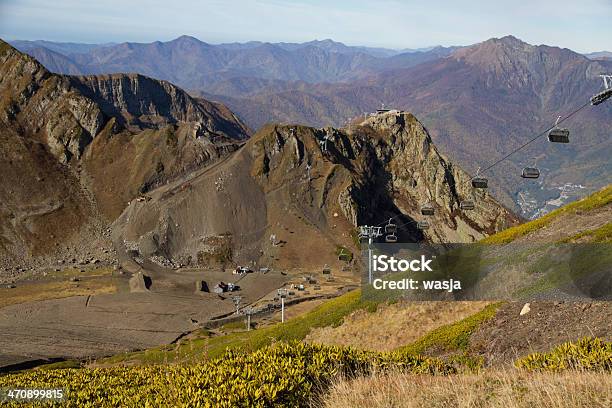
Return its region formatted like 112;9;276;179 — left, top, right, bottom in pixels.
11;36;455;96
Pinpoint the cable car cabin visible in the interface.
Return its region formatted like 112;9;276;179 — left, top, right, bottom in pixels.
548;128;569;143
521;167;540;179
460;200;475;210
417;221;430;230
471;177;488;189
385;222;397;234
421;204;435;216
591;88;612;106
385;234;397;243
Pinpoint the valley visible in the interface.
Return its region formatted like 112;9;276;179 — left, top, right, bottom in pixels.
0;39;520;369
0;28;610;408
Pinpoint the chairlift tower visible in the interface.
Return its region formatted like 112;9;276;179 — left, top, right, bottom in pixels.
320;130;331;153
231;295;242;315
359;225;383;284
245;306;254;331
277;288;288;323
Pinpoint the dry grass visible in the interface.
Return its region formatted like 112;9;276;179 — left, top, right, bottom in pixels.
305;301;491;351
0;268;117;308
320;369;612;408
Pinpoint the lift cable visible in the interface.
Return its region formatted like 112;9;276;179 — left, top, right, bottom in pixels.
463;100;592;184
368;98;596;232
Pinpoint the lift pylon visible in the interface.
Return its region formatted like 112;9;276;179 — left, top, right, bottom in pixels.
591;74;612;105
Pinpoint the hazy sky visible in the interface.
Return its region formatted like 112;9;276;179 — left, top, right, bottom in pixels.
1;0;610;52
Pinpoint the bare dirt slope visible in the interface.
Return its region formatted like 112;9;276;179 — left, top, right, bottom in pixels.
113;111;517;274
0;292;230;368
0;261;290;369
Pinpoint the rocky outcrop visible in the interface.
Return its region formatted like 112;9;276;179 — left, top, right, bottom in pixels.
345;111;516;241
249;111;517;244
70;73;250;138
0;42;106;162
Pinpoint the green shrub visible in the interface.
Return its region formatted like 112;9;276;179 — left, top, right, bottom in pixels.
515;337;612;372
396;303;501;355
0;342;454;407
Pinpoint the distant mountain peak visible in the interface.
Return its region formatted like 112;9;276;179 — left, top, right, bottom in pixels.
170;35;209;46
462;35;531;53
451;35;586;72
311;38;342;45
496;35;524;44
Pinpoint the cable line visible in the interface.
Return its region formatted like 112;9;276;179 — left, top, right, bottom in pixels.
350;77;605;246
465;100;591;181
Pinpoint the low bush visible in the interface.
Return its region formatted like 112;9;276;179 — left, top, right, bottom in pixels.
0;342;454;407
515;337;612;372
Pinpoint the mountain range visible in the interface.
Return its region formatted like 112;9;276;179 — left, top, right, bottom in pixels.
8;36;612;217
10;36;457;92
0;40;516;272
200;36;611;214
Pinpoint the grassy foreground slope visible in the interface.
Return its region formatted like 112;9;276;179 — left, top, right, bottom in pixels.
322;370;612;408
482;185;611;244
322;337;612;407
1;338;609;407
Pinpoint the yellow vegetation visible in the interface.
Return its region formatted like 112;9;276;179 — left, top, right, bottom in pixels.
0;342;454;407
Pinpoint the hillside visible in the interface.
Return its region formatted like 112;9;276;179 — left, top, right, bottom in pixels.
306;185;611;361
113;110;517;272
0;40;249;270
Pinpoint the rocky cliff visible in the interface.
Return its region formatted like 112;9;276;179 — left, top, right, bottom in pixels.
71;73;249;137
251;111;516;244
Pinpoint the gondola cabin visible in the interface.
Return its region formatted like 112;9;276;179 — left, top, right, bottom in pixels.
591;88;612;105
421;204;435;216
417;220;430;230
521;167;540;179
385;221;397;234
471;177;488;189
548;128;570;143
460;200;475;210
385;234;398;243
